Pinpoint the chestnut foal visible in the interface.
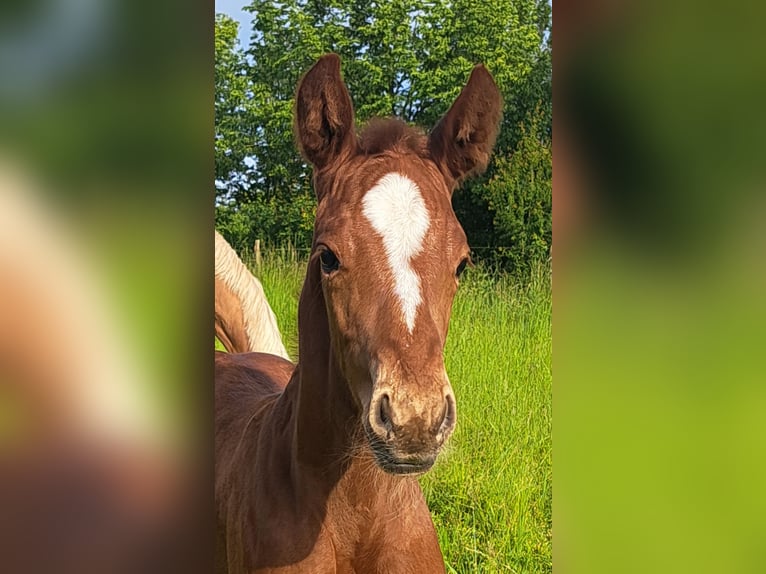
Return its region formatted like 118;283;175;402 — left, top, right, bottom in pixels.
216;54;502;573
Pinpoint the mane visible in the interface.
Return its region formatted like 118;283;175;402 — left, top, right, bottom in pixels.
214;232;290;360
357;118;429;157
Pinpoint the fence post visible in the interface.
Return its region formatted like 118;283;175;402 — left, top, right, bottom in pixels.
254;239;261;269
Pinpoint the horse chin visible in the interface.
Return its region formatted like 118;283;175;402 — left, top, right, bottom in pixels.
363;426;438;476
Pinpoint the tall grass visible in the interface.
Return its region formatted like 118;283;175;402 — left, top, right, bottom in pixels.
222;251;552;573
244;248;305;359
421;263;552;573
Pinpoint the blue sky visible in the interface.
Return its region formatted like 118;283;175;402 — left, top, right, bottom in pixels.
215;0;250;48
217;1;552;52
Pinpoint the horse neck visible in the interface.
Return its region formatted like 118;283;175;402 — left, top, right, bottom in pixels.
290;258;360;469
277;259;421;532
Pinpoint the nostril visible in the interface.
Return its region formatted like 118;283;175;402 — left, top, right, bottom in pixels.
438;393;456;434
376;393;392;432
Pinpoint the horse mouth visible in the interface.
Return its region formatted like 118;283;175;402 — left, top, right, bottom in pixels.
375;455;435;476
364;426;438;475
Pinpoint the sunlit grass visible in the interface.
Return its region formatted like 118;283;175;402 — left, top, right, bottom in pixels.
421;263;552;573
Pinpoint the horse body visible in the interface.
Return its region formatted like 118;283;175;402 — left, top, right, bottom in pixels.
215;230;290;360
215;274;444;573
216;54;502;573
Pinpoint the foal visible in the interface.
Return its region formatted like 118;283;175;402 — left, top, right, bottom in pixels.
216;54;502;573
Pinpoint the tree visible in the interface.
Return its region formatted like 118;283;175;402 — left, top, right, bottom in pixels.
484;105;551;273
215;0;552;269
215;14;252;199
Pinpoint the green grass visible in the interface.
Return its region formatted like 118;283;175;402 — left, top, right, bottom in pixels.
421;264;552;573
223;251;552;573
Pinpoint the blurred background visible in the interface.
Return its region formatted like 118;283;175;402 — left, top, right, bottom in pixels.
2;0;765;572
556;1;766;573
0;0;211;572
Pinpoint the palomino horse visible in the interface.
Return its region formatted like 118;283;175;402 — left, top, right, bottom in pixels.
215;230;291;360
216;54;502;573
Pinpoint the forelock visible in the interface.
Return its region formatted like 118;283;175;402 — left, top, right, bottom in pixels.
357;118;429;158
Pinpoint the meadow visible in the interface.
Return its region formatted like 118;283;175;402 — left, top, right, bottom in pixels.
217;249;552;573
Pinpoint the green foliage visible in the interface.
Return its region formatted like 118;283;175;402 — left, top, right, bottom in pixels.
484;107;552;274
215;1;552;273
215;14;252;194
216;193;316;253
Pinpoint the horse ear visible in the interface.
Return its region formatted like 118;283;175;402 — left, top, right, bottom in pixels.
294;54;357;175
428;65;503;189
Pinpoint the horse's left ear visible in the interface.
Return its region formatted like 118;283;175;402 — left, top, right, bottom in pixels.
294;54;357;179
428;65;503;190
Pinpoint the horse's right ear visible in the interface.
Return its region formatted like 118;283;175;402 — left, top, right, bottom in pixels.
294;54;356;175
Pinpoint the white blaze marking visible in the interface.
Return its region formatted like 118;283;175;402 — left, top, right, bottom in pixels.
362;172;430;333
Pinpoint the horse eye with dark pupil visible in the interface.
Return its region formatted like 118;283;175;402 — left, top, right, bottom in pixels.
320;249;339;273
456;258;468;278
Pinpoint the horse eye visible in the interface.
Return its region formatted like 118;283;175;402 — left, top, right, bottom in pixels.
456;258;469;278
320;249;340;274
